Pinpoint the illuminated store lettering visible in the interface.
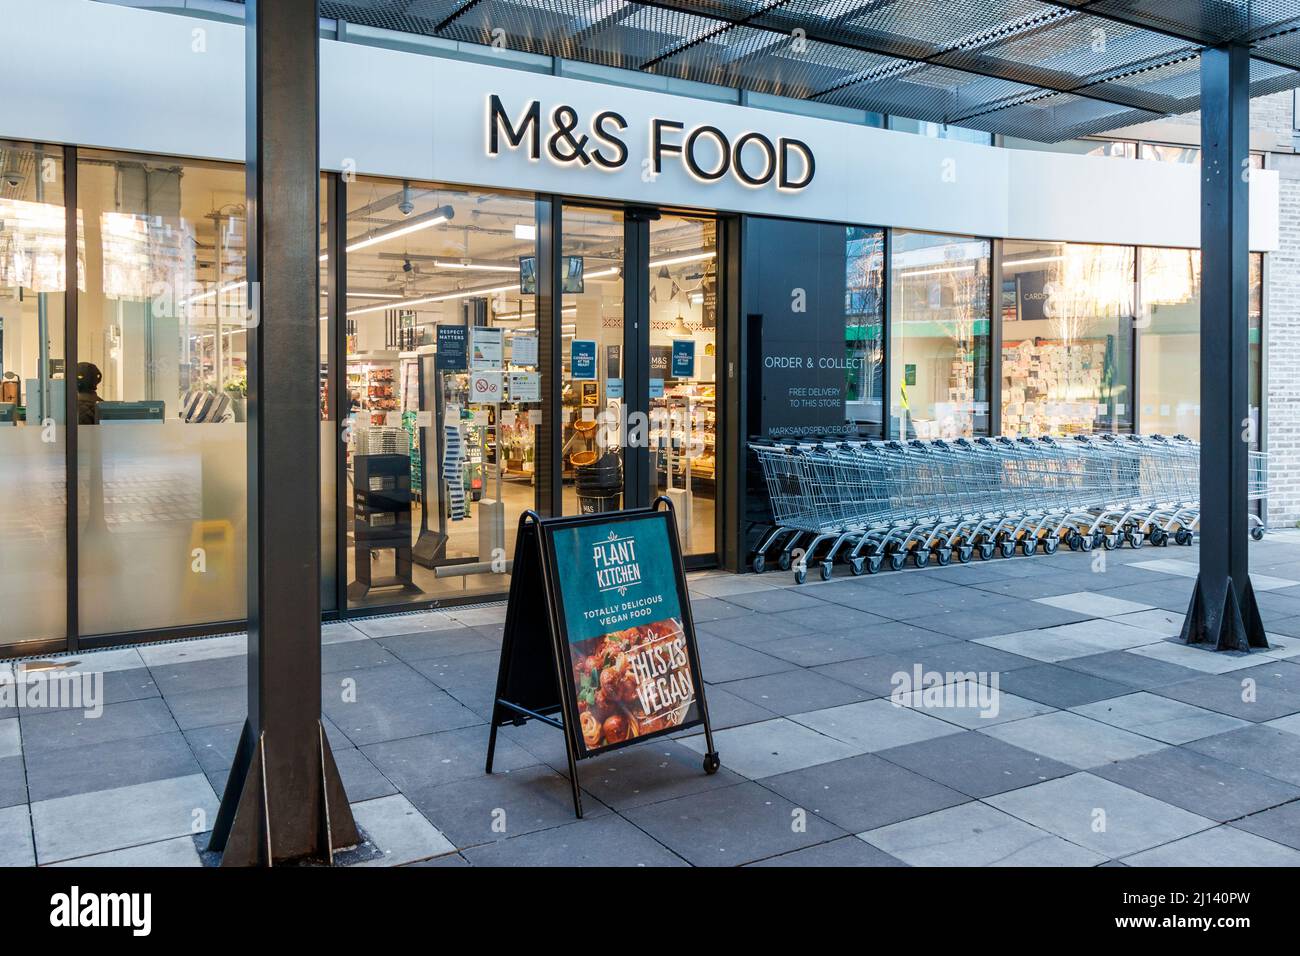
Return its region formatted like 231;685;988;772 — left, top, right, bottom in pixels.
487;95;814;191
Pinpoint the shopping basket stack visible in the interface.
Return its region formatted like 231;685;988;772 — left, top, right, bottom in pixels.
749;434;1267;584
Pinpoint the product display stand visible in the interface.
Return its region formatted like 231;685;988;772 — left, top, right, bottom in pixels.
348;450;421;601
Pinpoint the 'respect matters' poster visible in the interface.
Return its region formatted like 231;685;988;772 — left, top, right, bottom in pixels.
549;515;701;755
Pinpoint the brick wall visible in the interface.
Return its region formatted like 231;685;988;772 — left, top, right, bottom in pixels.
1268;155;1300;526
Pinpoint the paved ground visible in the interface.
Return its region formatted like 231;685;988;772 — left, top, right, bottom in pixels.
3;532;1300;866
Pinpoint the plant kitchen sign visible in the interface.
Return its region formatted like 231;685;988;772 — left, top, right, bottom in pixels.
486;94;816;191
486;499;720;818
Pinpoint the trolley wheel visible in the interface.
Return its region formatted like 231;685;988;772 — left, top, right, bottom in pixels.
978;542;995;561
1101;532;1118;551
999;539;1016;559
1067;532;1082;552
867;555;884;575
1251;527;1266;542
794;567;807;585
934;548;952;567
848;556;866;576
751;554;766;574
1175;529;1194;546
1149;528;1169;547
913;549;930;569
888;552;907;572
778;551;793;572
702;753;720;775
1079;533;1094;552
957;546;974;564
1021;537;1038;557
820;561;834;581
1042;536;1059;556
1126;531;1144;549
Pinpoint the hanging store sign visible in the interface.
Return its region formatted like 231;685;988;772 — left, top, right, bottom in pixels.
487;96;815;192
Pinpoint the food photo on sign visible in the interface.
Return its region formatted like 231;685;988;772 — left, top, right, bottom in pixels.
550;516;702;755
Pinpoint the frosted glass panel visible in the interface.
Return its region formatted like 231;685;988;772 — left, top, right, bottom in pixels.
0;140;66;646
76;149;248;635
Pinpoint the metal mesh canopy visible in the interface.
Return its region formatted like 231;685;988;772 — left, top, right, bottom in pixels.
308;0;1300;140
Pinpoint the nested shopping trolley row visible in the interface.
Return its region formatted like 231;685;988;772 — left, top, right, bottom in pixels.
749;434;1268;584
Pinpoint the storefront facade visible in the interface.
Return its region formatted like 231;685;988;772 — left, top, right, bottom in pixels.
0;0;1282;655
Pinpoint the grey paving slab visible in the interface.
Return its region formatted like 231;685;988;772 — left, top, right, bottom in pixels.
1035;591;1152;617
1129;640;1262;674
789;699;963;754
996;663;1131;709
1184;724;1300;787
352;611;462;639
893;679;1055;729
322;640;402;674
375;628;497;663
1265;616;1300;638
1122;826;1300;867
1093;747;1300;822
687;597;753;624
361;725;537;793
30;772;219;864
976;628;1115;664
18;697;179;753
724;588;834;614
0;755;26;809
747;835;907;867
905;609;1028;640
1152;669;1300;722
987;772;1216;858
678;717;865;779
404;764;611;848
24;730;202;802
48;835;203;867
981;711;1168;769
321;662;482;746
1071;692;1250;744
1233;660;1300;695
138;637;244;668
148;656;245;696
877;731;1075;798
8;667;161;712
720;669;871;715
0;718;18;759
1231;801;1300;851
333;747;399;803
350;793;456;866
969;575;1103;600
1268;712;1300;735
760;752;968;832
163;683;247;731
759;632;907;667
463;814;686;867
696;612;805;645
690;686;773;732
1061;650;1203;689
0;804;34;866
577;739;746;810
861;801;1107;867
771;604;892;633
622;781;846;867
408;649;500;693
1105;607;1187;637
695;636;797;683
1091;581;1195;613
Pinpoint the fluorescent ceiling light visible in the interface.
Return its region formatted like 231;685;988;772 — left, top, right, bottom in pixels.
346;280;520;317
649;251;715;268
434;260;519;273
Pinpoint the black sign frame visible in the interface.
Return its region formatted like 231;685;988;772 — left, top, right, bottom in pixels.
485;497;720;818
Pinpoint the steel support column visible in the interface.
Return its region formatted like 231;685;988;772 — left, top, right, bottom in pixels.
210;0;359;865
1180;43;1267;653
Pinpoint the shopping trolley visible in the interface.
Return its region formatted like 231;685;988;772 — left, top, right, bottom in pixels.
748;434;1269;584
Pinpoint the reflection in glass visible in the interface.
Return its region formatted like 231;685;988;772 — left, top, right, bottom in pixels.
0;141;68;644
560;206;623;517
650;214;717;556
1000;241;1134;436
845;226;884;433
1137;247;1201;438
76;149;248;635
889;230;991;439
343;177;538;609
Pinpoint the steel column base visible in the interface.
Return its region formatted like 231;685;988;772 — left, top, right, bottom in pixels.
209;719;360;866
1179;574;1268;653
